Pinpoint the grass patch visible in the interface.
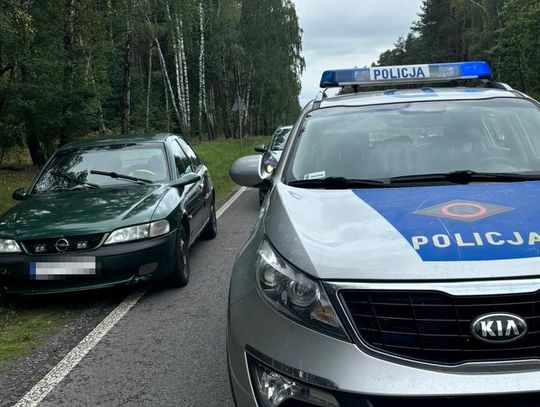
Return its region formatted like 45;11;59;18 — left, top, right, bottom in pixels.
0;306;74;363
193;135;270;200
0;135;268;365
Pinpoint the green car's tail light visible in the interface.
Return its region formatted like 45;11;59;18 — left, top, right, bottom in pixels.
249;357;339;407
105;220;170;245
255;239;347;339
0;239;21;253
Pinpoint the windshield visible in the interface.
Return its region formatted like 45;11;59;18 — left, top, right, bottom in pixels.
288;98;540;182
270;127;292;151
33;144;169;194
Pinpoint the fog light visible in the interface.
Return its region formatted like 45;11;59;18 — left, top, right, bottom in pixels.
250;358;339;407
76;242;89;250
35;245;47;254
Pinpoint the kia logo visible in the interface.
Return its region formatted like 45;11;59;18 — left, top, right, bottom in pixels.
55;238;70;252
471;313;527;344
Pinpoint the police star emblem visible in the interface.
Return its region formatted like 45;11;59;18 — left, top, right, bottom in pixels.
414;200;513;223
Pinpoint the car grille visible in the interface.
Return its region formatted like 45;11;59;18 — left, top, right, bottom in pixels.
340;289;540;365
21;234;104;255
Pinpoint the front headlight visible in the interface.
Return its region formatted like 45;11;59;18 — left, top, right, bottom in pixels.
255;239;347;339
104;220;170;245
0;238;21;253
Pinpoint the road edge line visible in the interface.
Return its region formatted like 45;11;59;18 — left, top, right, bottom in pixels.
217;187;247;219
13;186;249;407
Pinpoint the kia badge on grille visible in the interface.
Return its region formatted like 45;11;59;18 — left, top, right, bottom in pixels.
471;313;527;344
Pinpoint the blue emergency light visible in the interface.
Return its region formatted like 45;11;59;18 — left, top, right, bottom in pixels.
320;61;492;88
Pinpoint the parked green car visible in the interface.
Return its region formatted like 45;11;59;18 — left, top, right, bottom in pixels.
0;134;217;295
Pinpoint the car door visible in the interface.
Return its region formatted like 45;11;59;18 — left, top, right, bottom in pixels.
177;138;211;231
168;139;203;243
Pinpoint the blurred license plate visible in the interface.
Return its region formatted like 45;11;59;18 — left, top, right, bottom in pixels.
30;257;96;280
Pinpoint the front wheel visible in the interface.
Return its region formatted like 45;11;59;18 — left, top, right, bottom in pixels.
164;228;190;287
200;200;217;240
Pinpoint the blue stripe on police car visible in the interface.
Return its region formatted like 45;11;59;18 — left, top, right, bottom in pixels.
354;181;540;262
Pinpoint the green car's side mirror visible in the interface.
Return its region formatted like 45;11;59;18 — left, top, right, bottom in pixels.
172;173;201;188
12;188;29;201
254;144;267;153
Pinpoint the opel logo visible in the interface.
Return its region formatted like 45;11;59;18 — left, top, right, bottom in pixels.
471;313;527;344
55;238;70;252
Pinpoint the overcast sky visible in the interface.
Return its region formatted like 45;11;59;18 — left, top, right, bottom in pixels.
292;0;424;106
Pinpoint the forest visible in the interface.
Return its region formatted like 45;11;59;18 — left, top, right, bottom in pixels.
377;0;539;99
0;0;305;166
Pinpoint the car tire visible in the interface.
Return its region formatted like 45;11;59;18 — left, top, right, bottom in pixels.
165;228;190;287
200;199;217;240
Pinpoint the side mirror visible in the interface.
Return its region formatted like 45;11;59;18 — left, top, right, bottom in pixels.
12;188;29;201
172;173;201;188
229;155;269;188
254;144;267;153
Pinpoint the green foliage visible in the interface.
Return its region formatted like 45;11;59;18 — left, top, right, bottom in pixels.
377;0;540;99
491;0;540;99
0;0;304;164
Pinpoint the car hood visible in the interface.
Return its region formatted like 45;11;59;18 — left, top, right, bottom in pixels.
265;182;540;281
0;185;168;239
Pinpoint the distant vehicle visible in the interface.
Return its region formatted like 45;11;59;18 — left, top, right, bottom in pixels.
0;134;216;294
228;62;540;406
254;125;293;204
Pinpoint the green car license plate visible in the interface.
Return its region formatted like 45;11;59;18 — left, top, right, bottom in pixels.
30;257;96;280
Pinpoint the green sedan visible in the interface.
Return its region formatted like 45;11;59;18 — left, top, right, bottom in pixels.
0;134;217;295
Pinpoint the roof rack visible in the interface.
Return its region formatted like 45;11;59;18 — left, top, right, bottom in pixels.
483;80;513;91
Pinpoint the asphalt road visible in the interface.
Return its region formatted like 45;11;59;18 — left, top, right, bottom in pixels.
6;188;260;407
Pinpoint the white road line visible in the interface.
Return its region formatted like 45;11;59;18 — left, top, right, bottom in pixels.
217;187;247;219
13;186;248;407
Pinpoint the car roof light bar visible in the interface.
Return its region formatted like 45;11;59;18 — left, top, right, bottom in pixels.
320;61;493;88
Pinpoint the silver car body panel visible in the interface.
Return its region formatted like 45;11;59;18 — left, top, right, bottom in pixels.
265;183;540;281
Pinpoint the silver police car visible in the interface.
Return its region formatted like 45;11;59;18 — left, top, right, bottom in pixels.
228;62;540;406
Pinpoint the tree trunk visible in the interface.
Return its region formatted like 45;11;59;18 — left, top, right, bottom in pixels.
26;130;46;168
198;0;206;141
60;0;75;146
121;18;132;135
145;40;153;133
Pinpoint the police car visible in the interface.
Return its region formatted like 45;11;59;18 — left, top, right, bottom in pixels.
227;62;540;406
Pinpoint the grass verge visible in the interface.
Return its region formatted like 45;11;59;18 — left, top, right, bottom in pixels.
193;135;269;199
0;135;268;365
0;306;75;362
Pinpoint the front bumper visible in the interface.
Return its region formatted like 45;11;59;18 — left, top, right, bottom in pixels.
228;287;540;406
0;232;176;295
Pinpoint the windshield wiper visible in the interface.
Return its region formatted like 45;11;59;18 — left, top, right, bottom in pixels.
90;170;153;185
289;176;386;189
53;171;100;189
389;170;540;185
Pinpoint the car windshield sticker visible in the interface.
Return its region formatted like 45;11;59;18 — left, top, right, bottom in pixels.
304;171;326;180
353;181;540;262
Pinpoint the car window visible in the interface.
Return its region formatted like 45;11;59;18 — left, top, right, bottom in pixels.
270;128;292;151
177;139;202;169
170;140;193;178
288;98;540;181
33;144;169;193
